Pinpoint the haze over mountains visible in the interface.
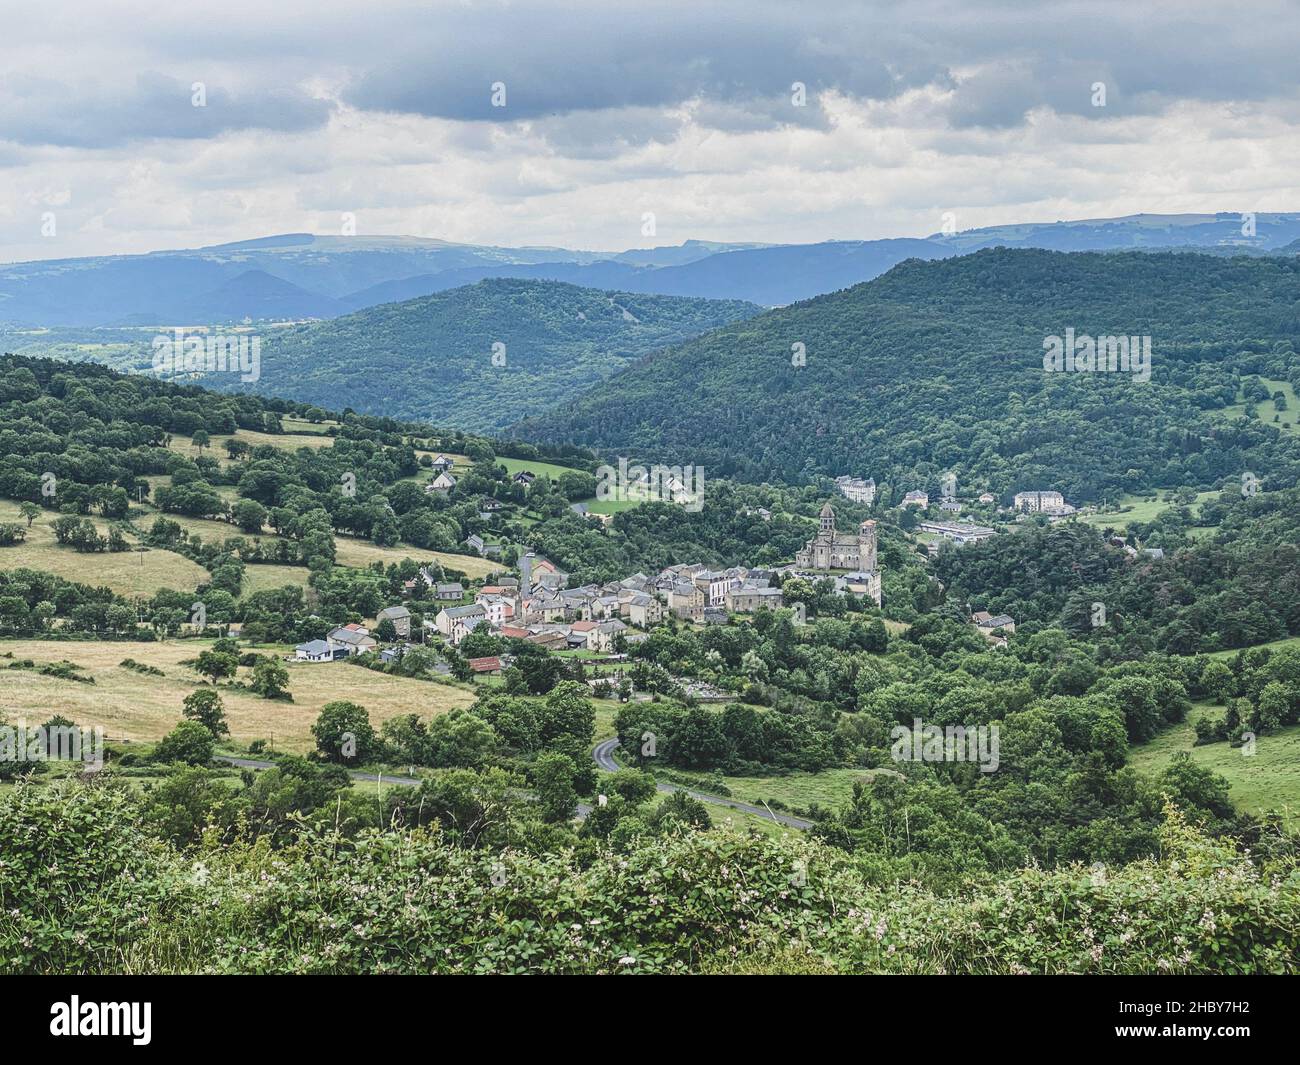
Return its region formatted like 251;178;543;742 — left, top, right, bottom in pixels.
4;213;1299;327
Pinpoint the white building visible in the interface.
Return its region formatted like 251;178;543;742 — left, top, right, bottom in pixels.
834;475;877;505
1014;490;1065;512
434;604;488;644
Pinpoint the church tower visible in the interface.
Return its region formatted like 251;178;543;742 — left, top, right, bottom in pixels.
858;519;878;572
819;502;835;534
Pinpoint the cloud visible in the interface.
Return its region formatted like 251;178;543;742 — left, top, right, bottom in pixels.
1;0;1299;261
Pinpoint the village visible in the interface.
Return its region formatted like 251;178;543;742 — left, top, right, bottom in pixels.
290;463;1154;674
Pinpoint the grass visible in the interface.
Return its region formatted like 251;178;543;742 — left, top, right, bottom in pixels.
495;456;583;482
0;502;209;598
166;428;335;470
1128;701;1300;826
1205;635;1300;661
334;534;502;578
241;564;314;594
130;504;502;581
661;765;883;813
1218;378;1297;434
0;639;478;752
1074;490;1217;532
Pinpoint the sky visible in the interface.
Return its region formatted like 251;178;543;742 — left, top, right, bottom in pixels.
3;0;1299;262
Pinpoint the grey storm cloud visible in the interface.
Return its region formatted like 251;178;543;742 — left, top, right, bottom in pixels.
0;71;331;149
4;1;1300;149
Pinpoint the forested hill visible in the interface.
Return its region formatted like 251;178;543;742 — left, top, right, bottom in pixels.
516;249;1300;502
217;279;758;431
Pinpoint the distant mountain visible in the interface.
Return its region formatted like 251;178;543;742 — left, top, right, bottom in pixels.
179;270;344;321
938;212;1300;252
516;248;1300;502
217;278;760;431
4;214;1300;327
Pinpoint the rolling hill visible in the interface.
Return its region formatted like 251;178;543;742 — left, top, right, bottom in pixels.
220;278;760;430
515;248;1300;501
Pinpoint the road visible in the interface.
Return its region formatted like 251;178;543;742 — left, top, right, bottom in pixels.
219;741;811;830
591;738;812;830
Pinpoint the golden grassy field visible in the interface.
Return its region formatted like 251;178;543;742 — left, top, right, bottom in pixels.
130;505;502;580
165;427;336;469
0;502;209;598
0;639;478;752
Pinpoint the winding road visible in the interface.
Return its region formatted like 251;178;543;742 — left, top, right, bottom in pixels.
592;738;812;830
220;741;812;831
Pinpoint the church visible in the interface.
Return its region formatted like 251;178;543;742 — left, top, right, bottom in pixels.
794;503;882;606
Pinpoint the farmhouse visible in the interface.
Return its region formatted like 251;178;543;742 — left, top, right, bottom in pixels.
326;624;376;656
435;604;488;644
376;605;411;639
426;471;457;495
294;639;337;662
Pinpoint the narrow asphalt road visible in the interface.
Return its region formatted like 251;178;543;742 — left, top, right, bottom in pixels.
591;738;812;830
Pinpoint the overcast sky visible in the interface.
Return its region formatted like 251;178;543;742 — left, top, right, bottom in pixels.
3;0;1299;262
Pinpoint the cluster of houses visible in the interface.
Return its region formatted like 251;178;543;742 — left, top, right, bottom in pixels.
429;553;787;648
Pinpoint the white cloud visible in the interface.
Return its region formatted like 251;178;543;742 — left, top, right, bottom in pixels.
1;0;1299;261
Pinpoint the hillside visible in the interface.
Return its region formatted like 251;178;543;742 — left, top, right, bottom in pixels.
224;278;760;430
517;248;1300;501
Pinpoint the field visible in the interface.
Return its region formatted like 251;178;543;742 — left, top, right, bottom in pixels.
0;639;478;753
1206;635;1300;660
495;455;583;482
1219;377;1297;435
0;502;209;598
166;427;335;470
1074;490;1217;532
1128;702;1300;826
130;505;502;581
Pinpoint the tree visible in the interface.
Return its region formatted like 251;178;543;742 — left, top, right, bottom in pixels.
536;681;596;760
250;656;291;700
532;752;578;823
231;499;267;534
18;502;40;529
182;688;229;737
312;700;375;763
195;650;238;685
155;720;216;766
426;710;498;769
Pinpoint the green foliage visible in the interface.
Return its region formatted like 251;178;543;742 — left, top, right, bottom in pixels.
181;689;229;737
154;721;216;766
312;700;376;763
3;780;1296;974
523;250;1300;500
237;279;758;430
